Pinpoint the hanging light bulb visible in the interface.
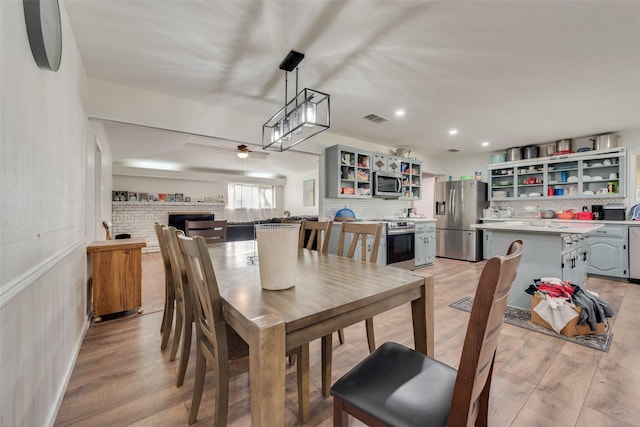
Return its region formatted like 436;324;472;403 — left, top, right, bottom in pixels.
272;122;281;142
305;101;316;126
282;117;291;140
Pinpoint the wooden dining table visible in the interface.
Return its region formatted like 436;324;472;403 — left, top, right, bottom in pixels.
208;240;434;426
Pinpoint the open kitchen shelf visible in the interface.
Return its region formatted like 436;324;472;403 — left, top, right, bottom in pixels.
488;147;626;201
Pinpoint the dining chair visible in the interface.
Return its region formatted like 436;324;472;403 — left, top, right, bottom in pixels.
320;222;383;397
185;220;228;244
163;226;195;387
154;223;175;350
177;234;311;424
299;220;333;254
329;240;524;427
336;222;384;351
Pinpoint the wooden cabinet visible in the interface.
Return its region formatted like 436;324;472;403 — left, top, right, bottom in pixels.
325;145;373;198
415;221;435;267
87;238;146;321
488;147;626;201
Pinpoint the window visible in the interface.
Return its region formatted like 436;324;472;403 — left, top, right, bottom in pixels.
228;183;275;209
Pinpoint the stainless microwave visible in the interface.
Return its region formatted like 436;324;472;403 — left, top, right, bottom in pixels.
373;172;403;198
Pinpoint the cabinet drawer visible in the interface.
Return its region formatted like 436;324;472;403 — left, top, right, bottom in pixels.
589;225;626;237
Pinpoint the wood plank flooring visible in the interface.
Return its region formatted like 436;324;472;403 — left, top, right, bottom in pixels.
55;253;640;426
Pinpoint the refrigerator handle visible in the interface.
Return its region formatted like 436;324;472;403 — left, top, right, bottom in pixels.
396;176;402;193
450;188;456;217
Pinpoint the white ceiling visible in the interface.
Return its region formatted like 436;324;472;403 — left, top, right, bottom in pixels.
64;0;640;176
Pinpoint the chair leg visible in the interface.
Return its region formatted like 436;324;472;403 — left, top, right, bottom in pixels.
170;306;183;361
176;314;193;387
365;317;376;353
337;328;345;345
160;288;175;350
295;344;310;422
333;397;349;427
321;334;333;397
213;362;230;427
188;349;206;425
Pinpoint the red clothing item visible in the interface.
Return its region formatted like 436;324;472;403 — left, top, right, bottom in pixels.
537;281;575;299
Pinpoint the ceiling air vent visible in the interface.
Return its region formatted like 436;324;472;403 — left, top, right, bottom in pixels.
448;148;460;152
363;113;389;124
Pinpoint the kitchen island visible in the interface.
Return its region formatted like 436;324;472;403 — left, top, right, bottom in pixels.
472;220;604;309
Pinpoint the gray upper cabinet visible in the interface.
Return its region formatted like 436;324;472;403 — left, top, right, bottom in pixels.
326;145;373;198
488;147;626;201
372;153;387;172
326;145;422;199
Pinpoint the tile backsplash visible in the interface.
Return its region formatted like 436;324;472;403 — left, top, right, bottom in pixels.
323;198;412;220
491;197;626;218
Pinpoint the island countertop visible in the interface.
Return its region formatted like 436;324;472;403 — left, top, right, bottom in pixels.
472;220;604;234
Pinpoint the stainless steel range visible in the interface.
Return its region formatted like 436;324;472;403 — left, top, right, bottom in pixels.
385;220;415;270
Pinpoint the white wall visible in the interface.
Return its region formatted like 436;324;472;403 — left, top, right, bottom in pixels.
1;2;92;426
283;166;320;216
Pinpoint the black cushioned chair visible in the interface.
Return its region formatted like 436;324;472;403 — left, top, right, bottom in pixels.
330;240;523;427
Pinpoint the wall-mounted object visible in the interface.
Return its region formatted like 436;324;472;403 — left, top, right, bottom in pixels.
23;0;62;71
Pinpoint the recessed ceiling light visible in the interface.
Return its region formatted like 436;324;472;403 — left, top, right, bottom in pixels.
449;129;458;135
482;141;490;147
395;110;405;117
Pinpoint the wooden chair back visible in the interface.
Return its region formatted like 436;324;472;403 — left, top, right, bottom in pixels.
300;220;333;254
185;220;228;244
163;226;194;386
154;223;174;350
337;222;383;263
178;234;228;362
448;239;523;425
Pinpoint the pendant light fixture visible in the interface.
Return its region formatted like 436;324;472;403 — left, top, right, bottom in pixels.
262;50;330;151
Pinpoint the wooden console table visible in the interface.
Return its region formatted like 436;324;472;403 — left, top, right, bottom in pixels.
87;238;147;321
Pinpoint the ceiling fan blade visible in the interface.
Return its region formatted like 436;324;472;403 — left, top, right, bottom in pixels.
184;141;270;159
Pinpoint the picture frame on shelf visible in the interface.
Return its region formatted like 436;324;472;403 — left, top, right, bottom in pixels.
184;196;191;202
167;194;175;202
139;192;148;202
175;193;184;202
128;192;138;201
158;193;167;202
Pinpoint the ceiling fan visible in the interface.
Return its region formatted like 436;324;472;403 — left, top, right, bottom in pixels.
236;144;251;159
184;137;270;159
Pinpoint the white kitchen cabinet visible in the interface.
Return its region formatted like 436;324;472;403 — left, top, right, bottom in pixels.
415;222;435;267
488;147;626;201
586;224;629;278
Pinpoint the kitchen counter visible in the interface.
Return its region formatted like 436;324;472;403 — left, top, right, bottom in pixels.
482;217;639;225
475;221;601;310
473;220;604;234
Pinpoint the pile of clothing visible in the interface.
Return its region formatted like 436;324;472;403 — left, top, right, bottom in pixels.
525;278;615;334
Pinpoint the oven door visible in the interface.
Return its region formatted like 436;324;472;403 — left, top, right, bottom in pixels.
387;231;415;269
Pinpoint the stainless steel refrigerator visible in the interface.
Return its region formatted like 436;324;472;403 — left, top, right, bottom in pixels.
435;180;488;261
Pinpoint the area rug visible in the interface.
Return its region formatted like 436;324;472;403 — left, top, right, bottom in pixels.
449;296;613;352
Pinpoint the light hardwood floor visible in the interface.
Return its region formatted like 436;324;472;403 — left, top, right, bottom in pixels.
55;253;640;426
